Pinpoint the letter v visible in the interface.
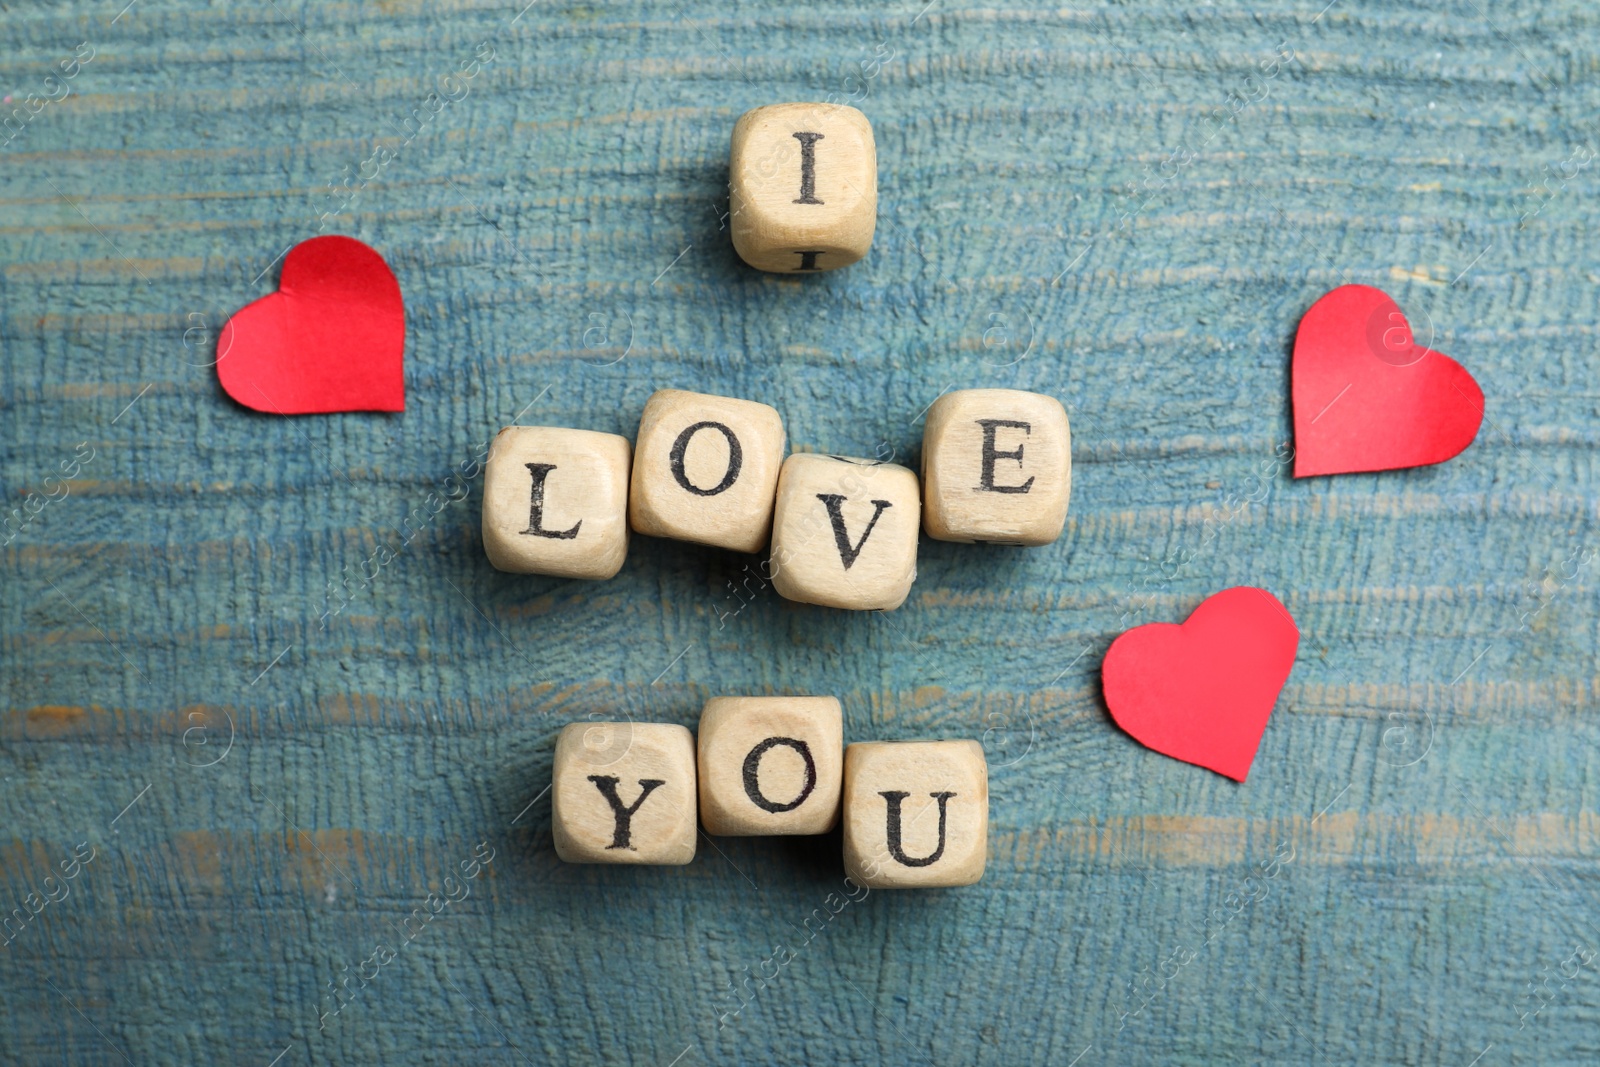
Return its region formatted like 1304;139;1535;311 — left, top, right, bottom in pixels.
815;494;892;570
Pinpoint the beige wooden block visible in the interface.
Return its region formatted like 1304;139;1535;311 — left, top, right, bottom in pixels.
842;740;988;888
729;103;877;274
628;389;786;553
482;427;631;579
697;696;843;836
922;389;1072;545
552;722;697;865
768;454;920;611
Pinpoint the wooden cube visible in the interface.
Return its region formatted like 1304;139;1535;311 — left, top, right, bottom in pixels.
697;696;843;836
482;426;631;579
769;454;920;611
842;740;988;888
628;389;786;553
922;389;1072;545
729;103;877;274
551;722;697;865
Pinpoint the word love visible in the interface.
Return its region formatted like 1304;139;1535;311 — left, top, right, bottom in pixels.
550;697;988;888
483;387;1072;611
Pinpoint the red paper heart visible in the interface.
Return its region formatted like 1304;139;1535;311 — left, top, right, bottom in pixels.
1292;284;1482;477
1102;587;1299;781
217;236;405;414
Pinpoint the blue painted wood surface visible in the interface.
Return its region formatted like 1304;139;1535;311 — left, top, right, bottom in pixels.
3;1;1599;1063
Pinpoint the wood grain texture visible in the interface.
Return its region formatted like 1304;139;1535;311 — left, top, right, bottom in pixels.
2;0;1598;1063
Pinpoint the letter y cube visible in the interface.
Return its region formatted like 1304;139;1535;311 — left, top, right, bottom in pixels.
552;722;697;864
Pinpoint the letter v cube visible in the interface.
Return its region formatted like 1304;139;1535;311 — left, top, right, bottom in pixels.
769;454;920;611
552;722;697;864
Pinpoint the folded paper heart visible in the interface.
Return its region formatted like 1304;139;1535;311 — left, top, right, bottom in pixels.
1292;284;1483;477
1101;587;1299;781
217;235;405;414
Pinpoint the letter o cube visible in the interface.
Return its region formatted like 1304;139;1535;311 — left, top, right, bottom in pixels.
769;454;921;611
730;103;877;274
552;722;697;865
922;389;1072;545
843;740;988;888
482;426;632;579
629;389;787;553
698;696;844;836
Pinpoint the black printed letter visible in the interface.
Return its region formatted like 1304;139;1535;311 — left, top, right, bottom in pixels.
742;737;817;813
670;422;743;496
522;463;581;538
792;131;824;204
587;776;665;850
816;494;892;570
880;791;955;867
974;419;1034;493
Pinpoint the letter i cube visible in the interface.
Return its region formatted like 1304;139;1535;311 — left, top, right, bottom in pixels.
552;722;697;865
842;740;988;888
482;426;632;579
921;389;1072;545
729;103;877;273
697;696;844;836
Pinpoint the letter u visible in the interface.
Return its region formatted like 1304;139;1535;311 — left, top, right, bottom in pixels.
879;790;956;867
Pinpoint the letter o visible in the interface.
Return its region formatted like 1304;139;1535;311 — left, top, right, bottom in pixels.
669;421;742;496
741;736;817;813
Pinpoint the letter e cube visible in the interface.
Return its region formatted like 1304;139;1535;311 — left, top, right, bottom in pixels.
922;389;1071;545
